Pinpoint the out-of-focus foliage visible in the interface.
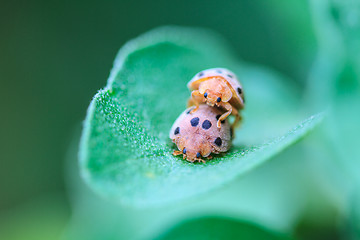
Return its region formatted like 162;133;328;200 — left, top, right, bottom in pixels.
307;0;360;239
0;195;69;240
154;217;292;240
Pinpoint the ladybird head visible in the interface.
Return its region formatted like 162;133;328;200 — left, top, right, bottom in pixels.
176;134;212;161
199;77;232;106
203;89;223;107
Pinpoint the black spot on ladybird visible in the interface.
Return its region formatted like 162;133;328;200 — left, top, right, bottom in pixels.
227;74;233;78
230;128;233;139
216;69;222;74
190;117;199;127
215;114;225;123
196;152;201;158
204;92;208;98
183;148;186;154
217;97;221;102
198;72;204;77
237;87;242;94
202;120;212;130
174;127;180;135
214;137;222;146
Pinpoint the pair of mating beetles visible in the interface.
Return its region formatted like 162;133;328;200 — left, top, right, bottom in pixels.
169;68;245;162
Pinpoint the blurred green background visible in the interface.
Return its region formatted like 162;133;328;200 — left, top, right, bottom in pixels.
0;0;359;239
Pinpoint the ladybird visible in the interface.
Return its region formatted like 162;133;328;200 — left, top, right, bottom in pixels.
169;105;232;162
187;68;245;128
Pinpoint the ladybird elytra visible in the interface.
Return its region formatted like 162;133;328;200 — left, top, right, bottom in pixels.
169;105;232;162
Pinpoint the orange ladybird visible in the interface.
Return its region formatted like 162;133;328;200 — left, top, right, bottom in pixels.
169;105;232;162
187;68;245;128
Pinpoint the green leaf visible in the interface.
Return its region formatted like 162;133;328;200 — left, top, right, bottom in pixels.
79;26;323;207
66;131;316;240
153;216;292;240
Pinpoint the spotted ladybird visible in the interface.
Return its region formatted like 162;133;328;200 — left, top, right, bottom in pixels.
187;68;245;128
169;105;232;162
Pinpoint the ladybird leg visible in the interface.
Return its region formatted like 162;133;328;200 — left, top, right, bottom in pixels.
189;90;203;113
196;158;206;163
206;155;213;160
217;102;233;128
187;97;195;107
173;150;182;156
185;156;195;162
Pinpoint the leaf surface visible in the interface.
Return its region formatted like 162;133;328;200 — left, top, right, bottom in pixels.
80;26;323;206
